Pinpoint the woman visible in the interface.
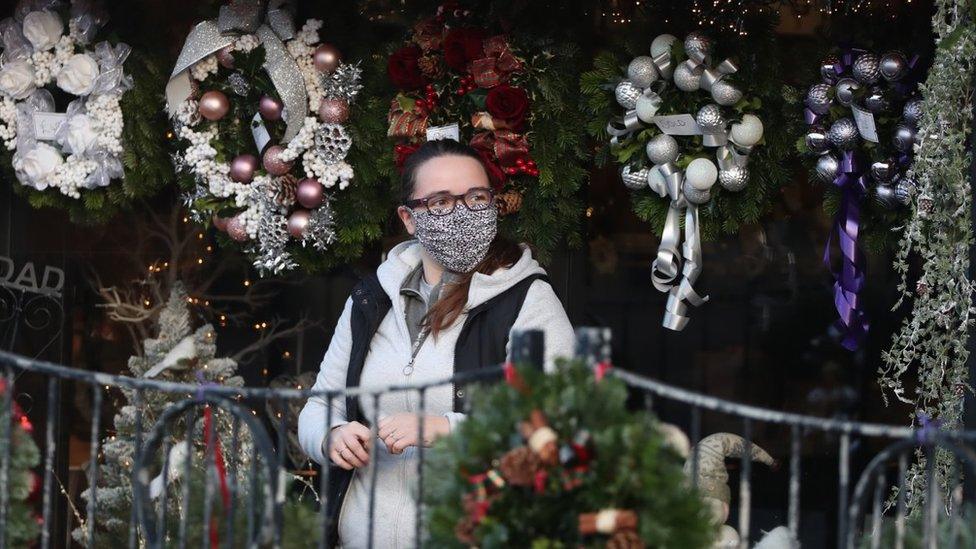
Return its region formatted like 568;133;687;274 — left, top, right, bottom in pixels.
297;139;575;548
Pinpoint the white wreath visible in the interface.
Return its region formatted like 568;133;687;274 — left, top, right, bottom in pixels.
0;0;130;198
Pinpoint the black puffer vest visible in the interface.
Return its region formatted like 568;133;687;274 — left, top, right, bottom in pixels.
323;271;549;548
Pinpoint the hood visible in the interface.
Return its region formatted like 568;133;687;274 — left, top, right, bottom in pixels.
376;240;547;310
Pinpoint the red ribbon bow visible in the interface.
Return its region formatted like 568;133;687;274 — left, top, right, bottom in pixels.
469;35;522;89
470;130;530;173
203;407;231;548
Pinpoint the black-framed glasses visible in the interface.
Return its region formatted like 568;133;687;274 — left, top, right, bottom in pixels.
404;187;495;216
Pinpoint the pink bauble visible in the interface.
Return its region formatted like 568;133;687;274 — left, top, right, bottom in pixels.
229;154;259;183
198;90;230;121
318;97;349;124
262;145;293;176
212;214;229;232
259;95;284;121
313;44;342;73
296;178;324;209
226;216;248;242
287;209;311;238
217;45;235;69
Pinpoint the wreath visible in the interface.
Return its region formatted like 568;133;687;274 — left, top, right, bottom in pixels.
582;31;794;330
800;48;924;350
385;2;588;259
0;0;170;223
169;2;368;275
424;360;715;548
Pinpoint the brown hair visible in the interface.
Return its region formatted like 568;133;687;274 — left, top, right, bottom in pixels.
400;139;523;336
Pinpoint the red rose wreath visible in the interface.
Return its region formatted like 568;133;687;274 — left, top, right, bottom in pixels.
385;3;587;256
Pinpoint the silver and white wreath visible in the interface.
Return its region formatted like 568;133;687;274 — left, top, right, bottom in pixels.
0;0;131;198
169;9;360;276
606;33;765;331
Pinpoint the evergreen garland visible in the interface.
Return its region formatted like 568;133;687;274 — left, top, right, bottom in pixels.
580;14;800;242
424;361;715;548
878;0;976;507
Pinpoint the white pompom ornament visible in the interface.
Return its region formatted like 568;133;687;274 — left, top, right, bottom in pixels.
730;114;764;147
650;34;677;57
686;158;718;191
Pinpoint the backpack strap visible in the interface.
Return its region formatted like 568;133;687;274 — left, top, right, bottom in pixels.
452;273;550;411
345;272;392;426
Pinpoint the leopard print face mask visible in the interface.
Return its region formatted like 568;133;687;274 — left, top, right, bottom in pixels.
410;204;498;273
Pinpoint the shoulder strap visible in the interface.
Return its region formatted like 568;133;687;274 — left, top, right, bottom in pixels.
345;272;392;425
453;274;551;411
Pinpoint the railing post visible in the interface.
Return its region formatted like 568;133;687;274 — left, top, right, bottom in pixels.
509;329;545;370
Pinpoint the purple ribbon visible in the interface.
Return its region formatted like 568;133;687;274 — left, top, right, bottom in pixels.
915;412;942;445
823;151;870;350
194;370;219;401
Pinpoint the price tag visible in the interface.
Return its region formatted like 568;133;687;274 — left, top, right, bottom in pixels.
251;113;272;153
650;114;701;136
33;112;67;141
426;123;460;142
851;105;879;143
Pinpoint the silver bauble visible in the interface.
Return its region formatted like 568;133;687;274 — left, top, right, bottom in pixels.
903;99;923;128
892;123;915;153
673;61;702;92
711;80;743;106
870;161;895;182
895;176;916;205
820;54;841;83
620;165;650;191
805;126;831;154
646;134;680;165
696;104;726;131
805;83;833;115
874;184;899;209
835;78;860;107
880;51;909;81
683;32;712;62
614;80;642;110
815;154;840;183
627;56;659;88
828;118;860;151
682;180;711;204
852;53;882;85
718;166;750;192
864;87;889;113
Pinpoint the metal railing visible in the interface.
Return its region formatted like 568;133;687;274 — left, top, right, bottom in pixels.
0;330;972;549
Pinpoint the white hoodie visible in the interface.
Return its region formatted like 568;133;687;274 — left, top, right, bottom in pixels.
297;240;575;549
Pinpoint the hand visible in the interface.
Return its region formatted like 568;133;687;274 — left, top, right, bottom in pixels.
328;421;372;470
377;413;450;455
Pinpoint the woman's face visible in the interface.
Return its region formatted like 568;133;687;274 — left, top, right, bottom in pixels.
398;154;490;236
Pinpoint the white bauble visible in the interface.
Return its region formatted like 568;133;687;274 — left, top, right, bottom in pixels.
730;114;764;147
650;34;678;57
715;525;740;548
635;93;660;123
648;165;667;194
686;157;718;191
703;496;730;524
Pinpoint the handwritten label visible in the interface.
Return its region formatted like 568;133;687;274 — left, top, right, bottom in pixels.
0;256;64;298
426;123;460;142
650;114;701;136
33;112;67;141
251;113;272;153
851;105;879;143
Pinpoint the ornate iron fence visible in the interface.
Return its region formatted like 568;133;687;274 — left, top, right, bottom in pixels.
0;330;972;549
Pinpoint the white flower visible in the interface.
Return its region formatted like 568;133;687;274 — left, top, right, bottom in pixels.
65;114;97;154
18;142;63;188
57;53;100;96
0;60;36;99
22;11;64;52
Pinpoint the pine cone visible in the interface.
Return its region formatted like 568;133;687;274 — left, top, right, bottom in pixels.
499;446;541;486
419;55;444;80
495;190;523;216
275;175;298;207
606;530;644;549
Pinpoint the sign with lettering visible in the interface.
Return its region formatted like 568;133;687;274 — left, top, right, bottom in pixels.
426;123;460;142
650;114;701;136
0;256;64;298
33;112;68;141
851;105;879;143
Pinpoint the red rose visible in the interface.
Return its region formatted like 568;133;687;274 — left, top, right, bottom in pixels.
442;28;486;72
485;84;530;129
388;45;427;91
475;148;507;188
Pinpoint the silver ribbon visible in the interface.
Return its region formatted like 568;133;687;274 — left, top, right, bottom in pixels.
651;50;673;80
716;143;751;171
649;163;709;331
700;58;738;92
606;89;663;145
166;0;307;142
